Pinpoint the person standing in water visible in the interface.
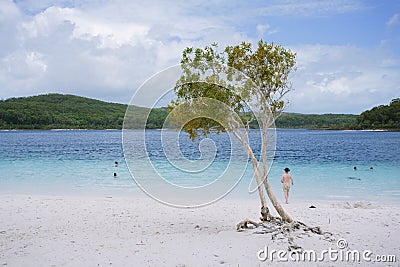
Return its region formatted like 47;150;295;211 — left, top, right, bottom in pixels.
281;167;294;204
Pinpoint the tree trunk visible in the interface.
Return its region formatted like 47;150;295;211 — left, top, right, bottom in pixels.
233;130;271;221
250;157;271;221
259;117;293;222
263;177;293;222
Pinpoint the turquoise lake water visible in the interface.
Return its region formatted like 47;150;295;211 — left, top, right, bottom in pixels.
0;129;399;203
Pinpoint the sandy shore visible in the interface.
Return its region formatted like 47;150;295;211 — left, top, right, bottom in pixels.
0;194;399;266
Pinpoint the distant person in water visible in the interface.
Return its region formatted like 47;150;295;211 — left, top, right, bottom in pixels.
281;167;294;204
354;166;357;170
115;161;118;167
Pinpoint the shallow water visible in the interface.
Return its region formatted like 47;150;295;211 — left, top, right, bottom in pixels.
0;129;399;203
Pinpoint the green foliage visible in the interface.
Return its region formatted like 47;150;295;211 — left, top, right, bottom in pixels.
2;94;396;130
170;43;246;139
169;41;297;139
146;107;169;129
0;94;166;129
356;98;400;130
275;113;357;129
225;41;296;113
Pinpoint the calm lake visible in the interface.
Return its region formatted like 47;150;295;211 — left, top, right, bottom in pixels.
0;129;399;203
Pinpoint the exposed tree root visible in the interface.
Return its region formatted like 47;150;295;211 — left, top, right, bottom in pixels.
236;218;334;251
236;219;259;231
260;206;272;221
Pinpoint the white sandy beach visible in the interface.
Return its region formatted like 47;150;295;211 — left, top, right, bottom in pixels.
0;194;399;266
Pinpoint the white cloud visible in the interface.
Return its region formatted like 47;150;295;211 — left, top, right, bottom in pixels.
256;23;278;38
387;13;399;27
21;6;151;48
0;1;236;102
288;45;400;113
0;0;398;115
0;0;20;20
0;0;22;57
256;0;364;17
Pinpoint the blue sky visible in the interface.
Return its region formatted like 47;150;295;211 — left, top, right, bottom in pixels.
0;0;399;113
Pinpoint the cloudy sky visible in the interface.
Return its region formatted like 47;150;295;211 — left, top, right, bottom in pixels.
0;0;399;113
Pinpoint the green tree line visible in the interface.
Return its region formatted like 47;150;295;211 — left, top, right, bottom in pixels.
0;94;143;129
356;98;400;130
0;94;398;130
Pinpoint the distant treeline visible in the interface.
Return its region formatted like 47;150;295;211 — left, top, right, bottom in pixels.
356;98;400;130
0;94;126;129
0;94;158;129
0;94;398;130
275;113;356;129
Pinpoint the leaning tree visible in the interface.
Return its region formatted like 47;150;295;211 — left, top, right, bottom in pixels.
169;40;296;222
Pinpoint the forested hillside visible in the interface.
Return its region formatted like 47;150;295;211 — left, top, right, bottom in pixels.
276;113;356;129
0;94;148;129
356;98;400;130
0;94;397;130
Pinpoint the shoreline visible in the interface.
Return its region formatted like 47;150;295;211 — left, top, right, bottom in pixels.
2;190;400;205
1;194;399;266
1;128;399;131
